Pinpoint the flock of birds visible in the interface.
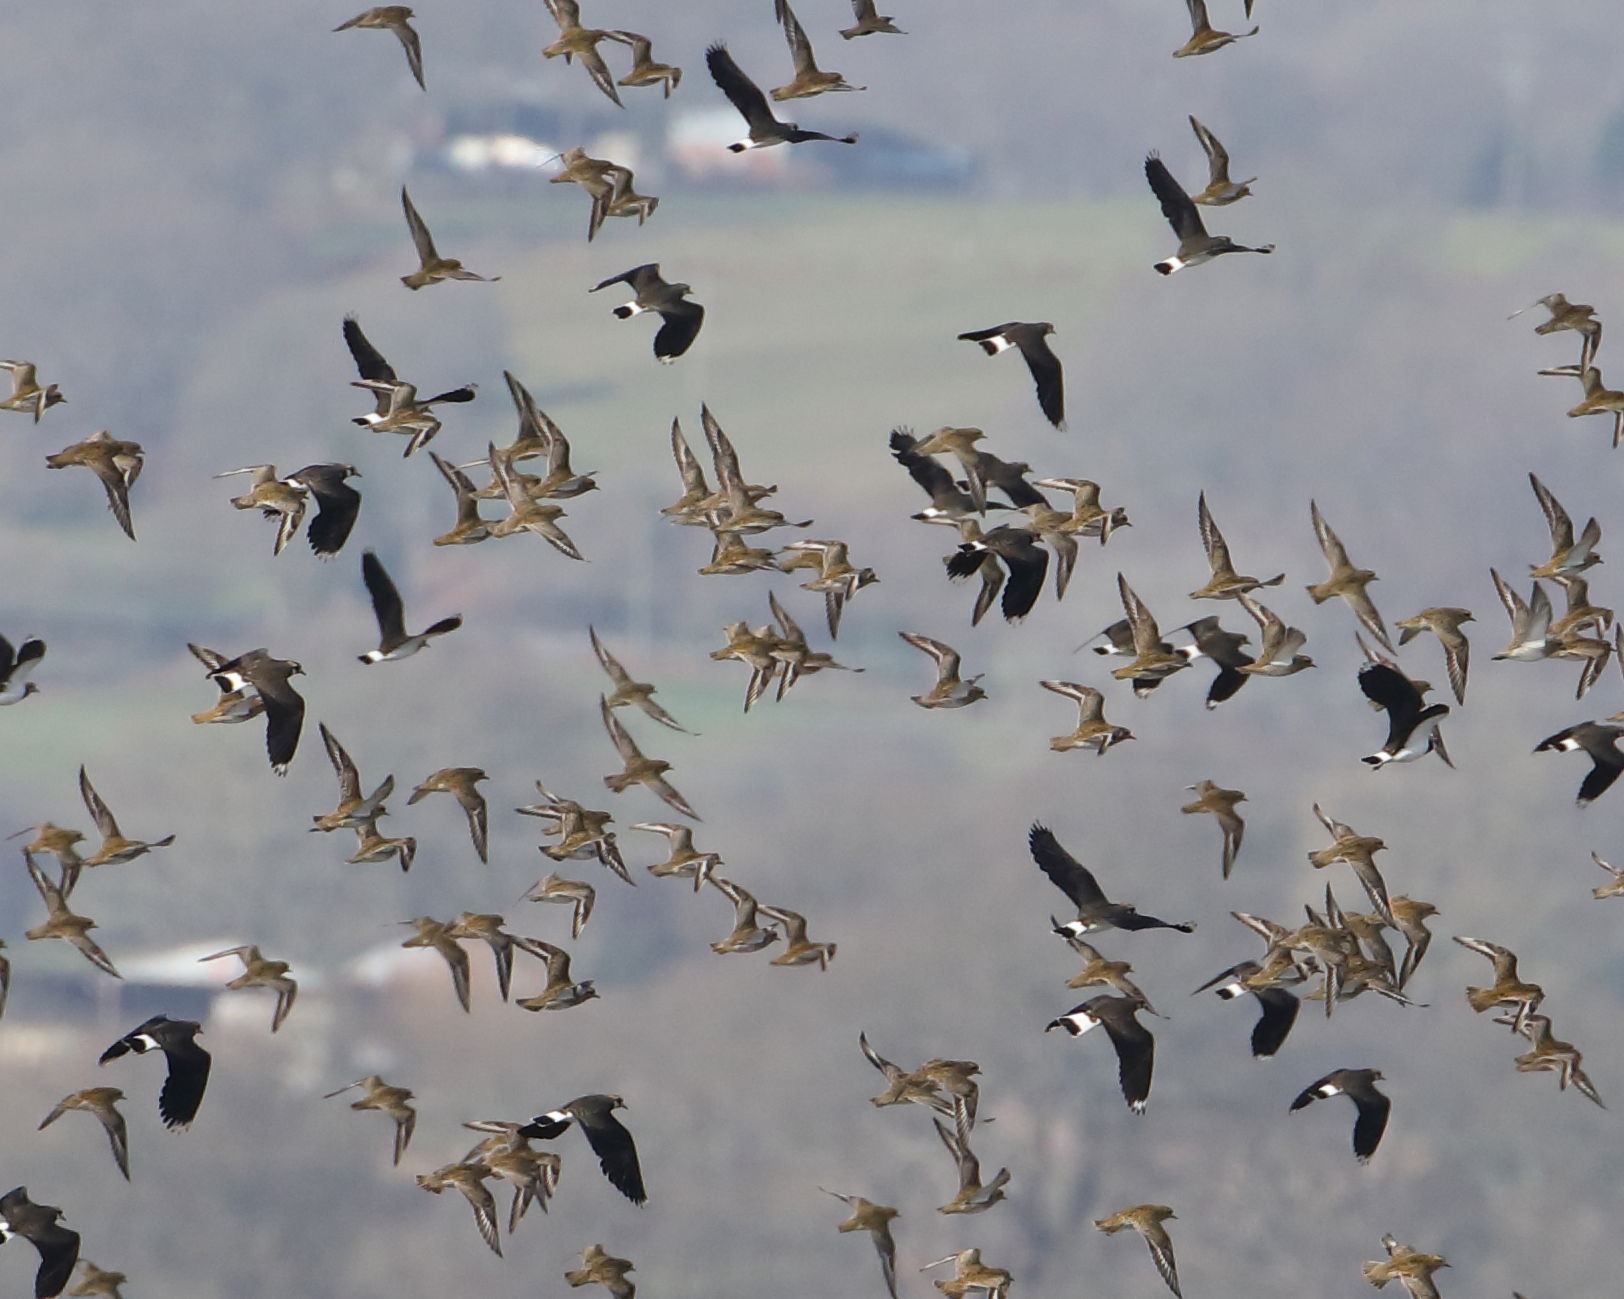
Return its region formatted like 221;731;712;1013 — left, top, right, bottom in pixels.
0;4;1609;1299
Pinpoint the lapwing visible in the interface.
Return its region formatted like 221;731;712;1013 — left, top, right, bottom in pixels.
357;551;462;663
957;323;1064;429
591;264;704;362
207;649;305;774
1290;1067;1390;1162
1145;154;1271;274
1358;661;1451;769
518;1094;646;1205
1047;993;1157;1111
706;43;859;150
1535;720;1624;804
0;634;44;706
1192;959;1302;1058
98;1016;210;1129
1031;824;1196;936
0;1187;79;1299
281;464;360;558
1177;615;1256;705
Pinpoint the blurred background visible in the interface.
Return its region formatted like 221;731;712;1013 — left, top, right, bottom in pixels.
2;2;1623;1296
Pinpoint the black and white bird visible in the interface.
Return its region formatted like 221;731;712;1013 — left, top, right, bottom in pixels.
1144;153;1273;275
1045;994;1157;1113
1192;960;1301;1058
945;525;1049;623
590;264;705;362
1290;1067;1390;1163
517;1094;646;1205
98;1015;211;1129
1358;661;1451;769
1535;721;1624;805
705;43;859;151
283;464;362;558
957;323;1065;429
206;649;306;774
1030;824;1196;937
0;634;45;706
0;1187;79;1299
358;551;463;664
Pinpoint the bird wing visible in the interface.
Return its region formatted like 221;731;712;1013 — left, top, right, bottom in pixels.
1144;153;1204;242
600;695;642;763
1028;823;1106;908
157;1036;211;1129
707;43;777;131
1198;492;1233;574
362;551;408;646
578;1110;648;1205
78;767;120;838
1189;114;1229;182
391;15;425;90
652;299;705;362
342;314;397;384
1529;472;1575;551
400;187;439;263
